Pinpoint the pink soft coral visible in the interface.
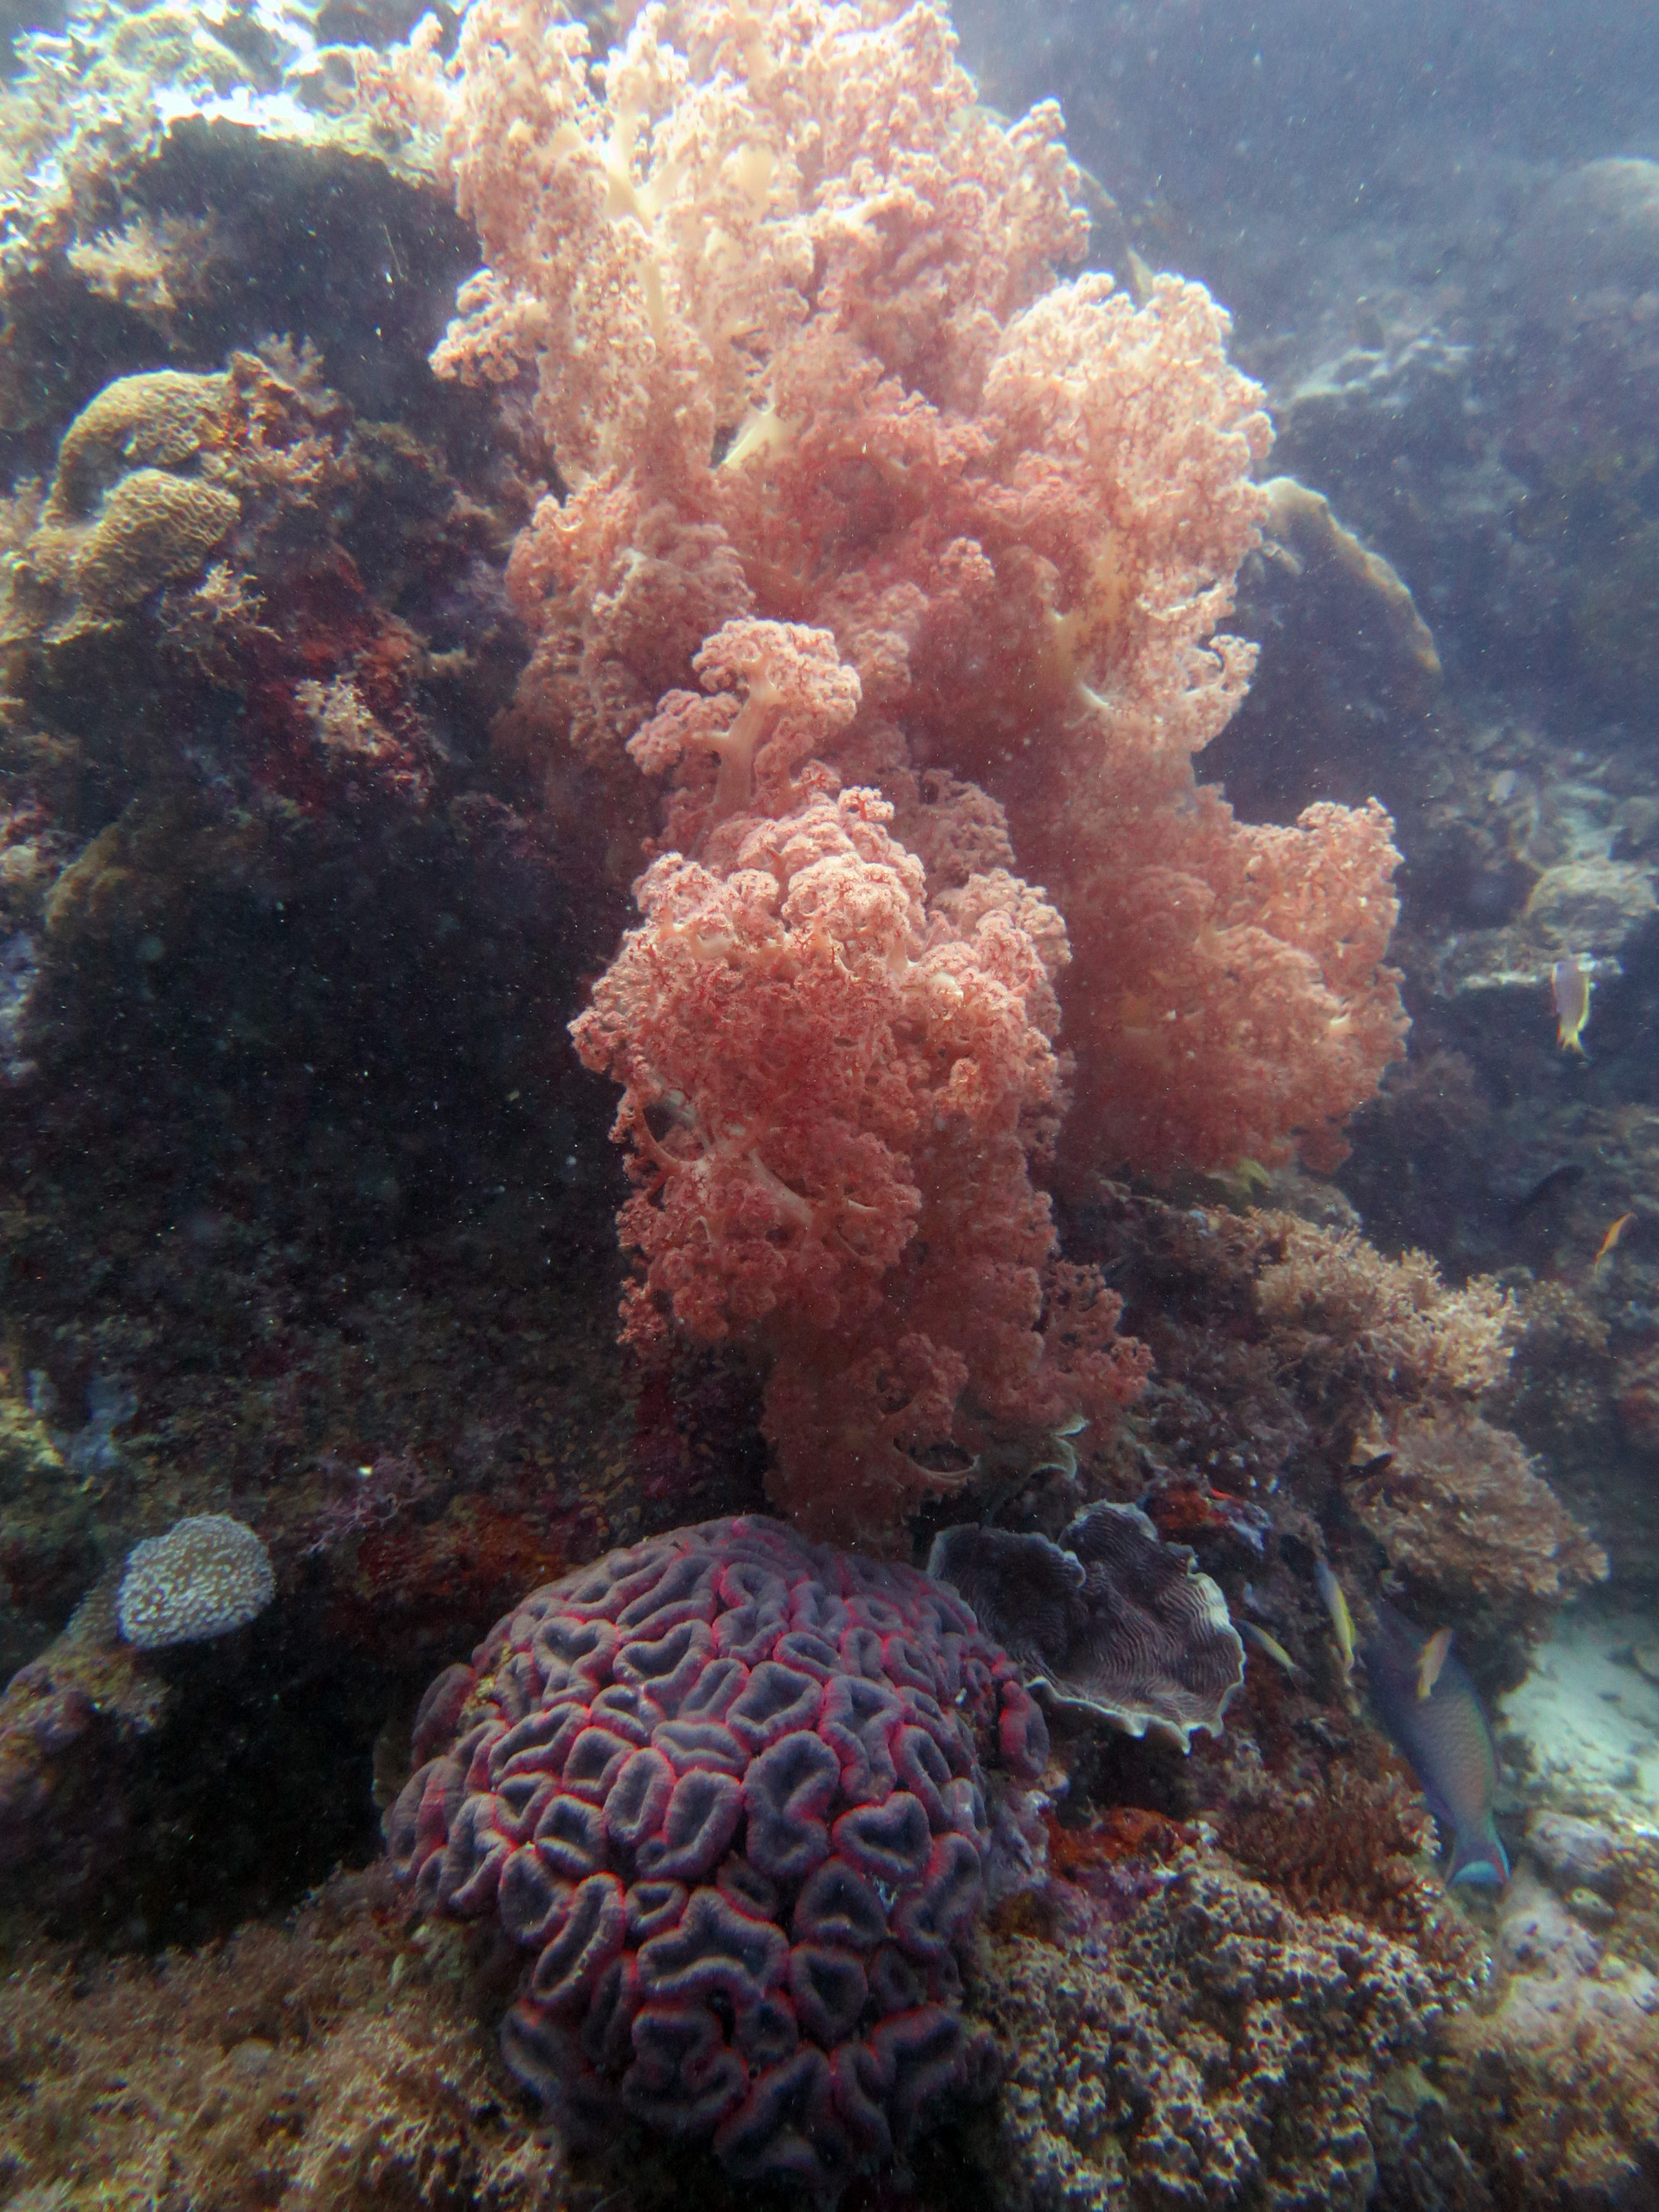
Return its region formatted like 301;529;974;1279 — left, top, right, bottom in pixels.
416;0;1406;1534
571;687;1141;1544
570;782;937;1355
1053;791;1406;1178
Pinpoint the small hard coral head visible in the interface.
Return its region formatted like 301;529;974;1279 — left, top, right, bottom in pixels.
116;1513;275;1649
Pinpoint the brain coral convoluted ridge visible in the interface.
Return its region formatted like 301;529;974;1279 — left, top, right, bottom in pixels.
387;1514;1050;2194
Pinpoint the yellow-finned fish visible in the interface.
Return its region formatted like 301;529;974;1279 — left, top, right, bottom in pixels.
1315;1560;1355;1681
1551;957;1593;1056
1243;1622;1300;1677
1416;1625;1455;1702
1592;1212;1635;1271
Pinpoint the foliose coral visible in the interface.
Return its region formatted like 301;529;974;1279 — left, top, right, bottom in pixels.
116;1513;275;1648
928;1503;1243;1750
387;1514;1050;2195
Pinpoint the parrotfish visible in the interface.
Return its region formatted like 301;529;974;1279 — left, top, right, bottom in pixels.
1551;957;1593;1056
1364;1600;1508;1887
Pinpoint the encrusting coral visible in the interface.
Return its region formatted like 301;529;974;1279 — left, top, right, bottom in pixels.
390;0;1410;1538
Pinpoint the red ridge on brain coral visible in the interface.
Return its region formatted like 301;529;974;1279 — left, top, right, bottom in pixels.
385;1514;1048;2196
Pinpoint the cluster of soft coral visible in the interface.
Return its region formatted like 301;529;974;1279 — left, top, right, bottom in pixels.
409;0;1408;1537
572;626;1146;1543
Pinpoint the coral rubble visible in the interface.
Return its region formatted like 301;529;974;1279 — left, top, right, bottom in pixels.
1436;1820;1659;2210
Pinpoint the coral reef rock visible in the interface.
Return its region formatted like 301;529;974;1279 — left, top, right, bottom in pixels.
928;1503;1244;1749
1357;1406;1608;1640
974;1855;1441;2212
0;1870;565;2211
387;1513;1049;2196
1443;1848;1659;2210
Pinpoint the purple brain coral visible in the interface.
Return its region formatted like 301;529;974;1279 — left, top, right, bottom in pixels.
386;1515;1048;2193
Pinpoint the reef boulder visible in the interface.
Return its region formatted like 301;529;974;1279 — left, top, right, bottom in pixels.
386;1513;1049;2195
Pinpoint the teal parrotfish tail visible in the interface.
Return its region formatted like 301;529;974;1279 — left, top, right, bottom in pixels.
1362;1599;1509;1887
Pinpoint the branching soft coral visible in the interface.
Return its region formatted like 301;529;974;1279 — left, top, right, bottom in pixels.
571;782;944;1353
572;646;1146;1542
413;0;1408;1529
424;0;1404;1170
1052;790;1408;1178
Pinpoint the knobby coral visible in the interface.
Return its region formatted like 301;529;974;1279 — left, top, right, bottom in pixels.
975;1854;1443;2212
386;1515;1050;2198
403;0;1408;1531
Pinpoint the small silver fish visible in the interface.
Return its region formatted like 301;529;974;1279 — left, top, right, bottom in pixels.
1315;1559;1355;1681
1243;1622;1299;1677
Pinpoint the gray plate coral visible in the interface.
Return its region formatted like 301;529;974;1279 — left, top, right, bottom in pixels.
928;1502;1244;1749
